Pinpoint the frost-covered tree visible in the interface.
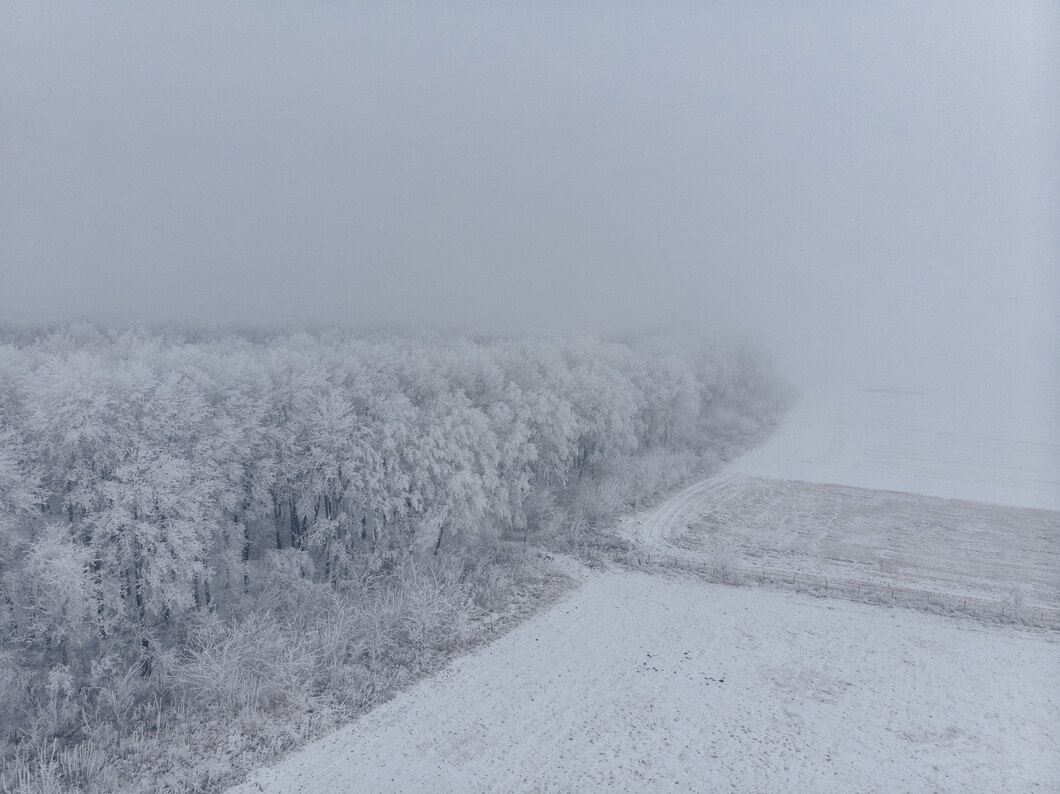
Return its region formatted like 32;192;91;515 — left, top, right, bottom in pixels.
0;323;790;750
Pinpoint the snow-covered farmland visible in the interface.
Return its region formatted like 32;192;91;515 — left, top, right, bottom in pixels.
731;385;1060;511
232;572;1058;793
666;476;1060;625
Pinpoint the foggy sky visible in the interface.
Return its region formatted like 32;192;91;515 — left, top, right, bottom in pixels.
1;1;1057;394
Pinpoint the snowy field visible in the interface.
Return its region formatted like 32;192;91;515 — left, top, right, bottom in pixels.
231;574;1058;793
633;474;1060;627
229;386;1060;793
731;385;1060;511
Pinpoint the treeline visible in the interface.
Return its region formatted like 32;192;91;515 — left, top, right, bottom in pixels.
0;325;790;782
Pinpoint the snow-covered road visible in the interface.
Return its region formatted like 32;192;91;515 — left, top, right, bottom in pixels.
229;386;1060;793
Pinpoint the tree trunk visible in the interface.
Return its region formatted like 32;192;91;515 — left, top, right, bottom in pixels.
273;491;284;549
289;497;301;547
132;561;151;677
92;556;107;639
241;519;251;593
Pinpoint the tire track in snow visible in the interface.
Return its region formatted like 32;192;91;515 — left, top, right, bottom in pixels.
632;471;737;547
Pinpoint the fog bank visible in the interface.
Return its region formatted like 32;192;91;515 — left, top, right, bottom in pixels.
2;1;1057;400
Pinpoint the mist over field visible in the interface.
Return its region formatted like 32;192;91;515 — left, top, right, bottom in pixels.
1;3;1058;792
2;1;1057;400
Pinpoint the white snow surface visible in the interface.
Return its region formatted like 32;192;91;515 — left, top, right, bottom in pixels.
626;473;1060;625
229;384;1060;793
731;386;1060;511
231;574;1058;793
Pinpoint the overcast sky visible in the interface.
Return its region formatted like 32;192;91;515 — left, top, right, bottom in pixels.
1;1;1057;393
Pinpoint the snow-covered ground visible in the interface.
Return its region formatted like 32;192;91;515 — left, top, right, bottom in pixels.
231;574;1058;793
731;385;1060;511
228;385;1060;793
628;473;1060;626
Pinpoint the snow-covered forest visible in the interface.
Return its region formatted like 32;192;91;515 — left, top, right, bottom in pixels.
0;324;790;791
